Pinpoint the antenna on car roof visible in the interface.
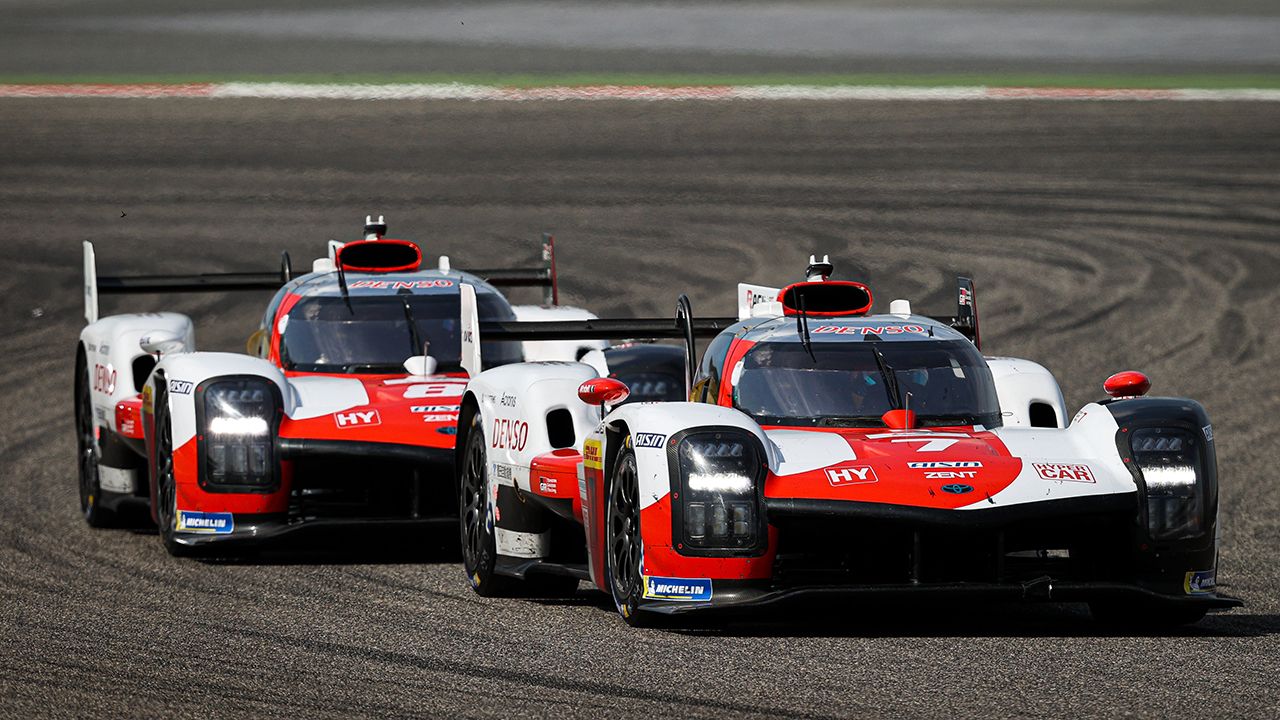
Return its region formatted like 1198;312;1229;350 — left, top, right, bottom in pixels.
805;254;833;282
797;293;816;363
364;214;387;240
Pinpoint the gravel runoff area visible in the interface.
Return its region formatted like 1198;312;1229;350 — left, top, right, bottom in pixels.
0;97;1278;717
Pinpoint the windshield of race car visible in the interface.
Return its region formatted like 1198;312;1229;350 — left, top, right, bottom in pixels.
734;339;1001;428
279;294;518;374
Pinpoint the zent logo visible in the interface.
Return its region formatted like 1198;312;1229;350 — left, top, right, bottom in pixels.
1034;463;1095;483
634;433;666;449
825;464;879;487
335;410;381;428
491;418;529;451
926;471;977;480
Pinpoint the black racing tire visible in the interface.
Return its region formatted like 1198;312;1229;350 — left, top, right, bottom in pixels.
1089;600;1208;629
75;352;114;528
605;441;653;627
152;394;189;557
459;412;516;597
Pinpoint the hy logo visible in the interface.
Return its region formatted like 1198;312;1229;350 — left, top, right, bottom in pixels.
826;464;879;487
335;409;380;428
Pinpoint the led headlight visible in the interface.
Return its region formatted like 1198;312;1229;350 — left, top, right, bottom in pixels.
198;377;280;491
1130;427;1202;540
676;431;763;552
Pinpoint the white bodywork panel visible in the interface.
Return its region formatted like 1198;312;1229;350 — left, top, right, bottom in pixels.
979;403;1134;508
987;357;1068;428
80;312;195;434
511;304;608;362
153;352;288;447
287;376;370;420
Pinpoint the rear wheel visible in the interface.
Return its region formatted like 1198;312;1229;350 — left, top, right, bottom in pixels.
75;355;113;528
459;413;515;596
606;444;651;627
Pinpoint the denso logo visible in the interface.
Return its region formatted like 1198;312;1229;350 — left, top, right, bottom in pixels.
348;279;454;289
1034;462;1095;483
335;409;381;428
812;325;926;335
825;463;879;487
492;418;528;451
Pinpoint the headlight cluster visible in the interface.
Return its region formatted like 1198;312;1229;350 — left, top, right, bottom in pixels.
676;431;763;552
1130;427;1202;540
199;378;280;491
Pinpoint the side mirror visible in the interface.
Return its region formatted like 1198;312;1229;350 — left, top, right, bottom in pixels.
140;330;187;356
1103;370;1151;398
578;377;630;408
403;355;439;377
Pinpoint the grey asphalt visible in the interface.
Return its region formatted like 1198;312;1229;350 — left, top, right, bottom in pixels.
5;0;1280;77
1;97;1278;718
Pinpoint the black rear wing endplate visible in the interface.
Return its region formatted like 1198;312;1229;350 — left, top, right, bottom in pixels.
926;276;980;350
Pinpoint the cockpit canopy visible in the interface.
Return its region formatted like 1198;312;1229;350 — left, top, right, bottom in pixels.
733;339;1001;428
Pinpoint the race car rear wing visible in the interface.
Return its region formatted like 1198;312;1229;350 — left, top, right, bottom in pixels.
82;233;561;324
461;285;736;394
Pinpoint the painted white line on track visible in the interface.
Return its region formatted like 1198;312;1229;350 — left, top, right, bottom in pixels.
2;83;1280;101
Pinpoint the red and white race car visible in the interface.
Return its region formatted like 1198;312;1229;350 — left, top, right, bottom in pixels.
456;256;1240;626
74;217;677;554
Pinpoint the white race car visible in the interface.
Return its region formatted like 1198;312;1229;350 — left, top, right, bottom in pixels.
454;256;1239;627
74;216;679;555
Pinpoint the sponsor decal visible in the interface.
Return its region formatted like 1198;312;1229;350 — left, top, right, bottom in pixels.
93;364;116;394
825;463;879;487
142;384;153;412
925;470;978;480
169;379;194;395
347;279;455;289
1034;462;1095;483
491;418;529;451
335;409;381;428
908;461;982;468
583;439;603;470
643;575;713;602
538;476;557;494
1072;409;1088;425
941;484;974;494
419;414;459;423
404;382;466;399
86;343;96;353
499;392;517;408
1184;570;1216;595
1203;425;1214;442
176;510;234;534
437;426;458;435
99;343;110;354
410;405;457;413
811;324;926;335
958;286;973;307
494;464;514;482
634;433;666;449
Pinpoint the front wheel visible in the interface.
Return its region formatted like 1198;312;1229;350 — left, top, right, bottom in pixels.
606;443;652;627
153;398;189;557
459;413;515;597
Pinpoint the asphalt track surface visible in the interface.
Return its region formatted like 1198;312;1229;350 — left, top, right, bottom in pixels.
6;0;1280;77
2;98;1279;718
